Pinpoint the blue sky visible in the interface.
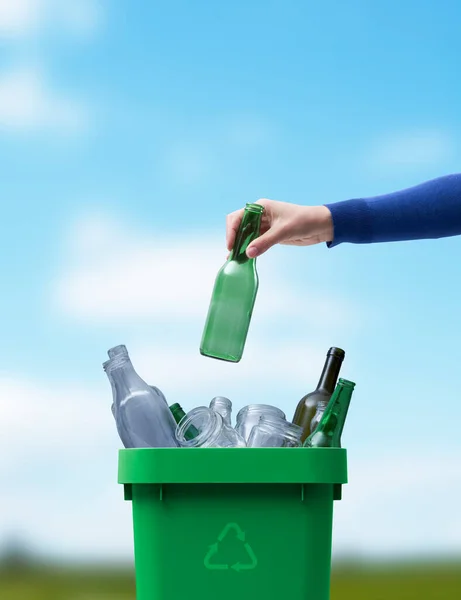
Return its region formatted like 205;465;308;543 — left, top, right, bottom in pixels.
0;0;461;562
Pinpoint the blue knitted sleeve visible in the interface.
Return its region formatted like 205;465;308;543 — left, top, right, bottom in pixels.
325;174;461;247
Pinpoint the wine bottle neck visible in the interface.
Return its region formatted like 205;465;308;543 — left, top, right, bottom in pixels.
316;353;344;393
230;204;264;263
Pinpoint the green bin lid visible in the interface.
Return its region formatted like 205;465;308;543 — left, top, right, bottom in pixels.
118;447;347;485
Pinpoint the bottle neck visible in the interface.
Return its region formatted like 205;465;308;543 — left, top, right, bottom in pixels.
316;379;355;444
229;204;263;264
170;403;186;425
106;357;146;399
316;351;344;394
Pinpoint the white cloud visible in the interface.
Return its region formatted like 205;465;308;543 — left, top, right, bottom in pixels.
369;129;454;169
0;372;127;558
333;452;461;559
0;375;115;467
53;212;360;330
0;65;88;133
0;0;41;37
0;0;102;39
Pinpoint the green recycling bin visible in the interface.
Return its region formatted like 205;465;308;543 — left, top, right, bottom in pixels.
118;447;347;600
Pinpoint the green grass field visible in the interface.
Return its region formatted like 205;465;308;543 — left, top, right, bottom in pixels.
1;562;460;599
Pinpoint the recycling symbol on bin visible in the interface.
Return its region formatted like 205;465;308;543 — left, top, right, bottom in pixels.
204;522;258;572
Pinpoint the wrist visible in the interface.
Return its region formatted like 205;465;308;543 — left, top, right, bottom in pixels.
315;205;334;243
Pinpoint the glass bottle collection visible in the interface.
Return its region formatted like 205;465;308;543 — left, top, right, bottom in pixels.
104;203;356;449
103;344;355;449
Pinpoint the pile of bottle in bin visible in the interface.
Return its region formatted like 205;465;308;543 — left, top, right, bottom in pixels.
103;345;355;449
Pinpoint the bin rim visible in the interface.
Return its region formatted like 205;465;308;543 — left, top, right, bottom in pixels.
118;447;347;485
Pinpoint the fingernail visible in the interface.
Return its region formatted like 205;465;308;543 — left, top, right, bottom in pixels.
247;246;257;258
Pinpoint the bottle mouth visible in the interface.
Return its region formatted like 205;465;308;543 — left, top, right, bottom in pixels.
210;396;232;408
237;404;286;419
327;347;345;359
245;203;265;214
338;378;356;388
103;354;129;372
176;407;221;447
108;345;128;359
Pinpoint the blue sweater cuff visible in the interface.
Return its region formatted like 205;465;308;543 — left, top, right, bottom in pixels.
324;173;461;248
324;199;372;248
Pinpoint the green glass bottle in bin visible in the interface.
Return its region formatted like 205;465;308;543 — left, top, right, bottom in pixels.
200;203;264;362
304;378;355;447
169;403;199;441
293;347;345;442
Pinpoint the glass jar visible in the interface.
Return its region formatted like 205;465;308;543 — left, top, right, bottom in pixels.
176;407;246;448
209;396;232;427
247;415;303;448
235;404;286;443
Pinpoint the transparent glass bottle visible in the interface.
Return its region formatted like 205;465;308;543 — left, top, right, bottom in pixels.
304;378;355;448
105;359;168;417
175;407;246;448
309;399;329;435
103;350;178;448
200;203;264;362
235;404;286;444
108;344;128;359
247;415;303;448
209;396;232;427
103;360;117;417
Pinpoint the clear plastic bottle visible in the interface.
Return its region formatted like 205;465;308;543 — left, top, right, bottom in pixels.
175;407;246;448
247;415;303;448
235;404;286;444
103;349;178;448
209;396;232;427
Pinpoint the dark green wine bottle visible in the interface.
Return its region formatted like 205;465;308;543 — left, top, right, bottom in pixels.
303;378;355;448
292;347;345;443
169;403;199;441
200;203;264;362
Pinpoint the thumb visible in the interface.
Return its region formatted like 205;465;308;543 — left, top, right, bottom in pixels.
246;227;284;258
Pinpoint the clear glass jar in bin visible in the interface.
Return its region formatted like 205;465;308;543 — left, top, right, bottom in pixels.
235;404;286;443
247;415;303;448
209;396;232;427
176;407;246;448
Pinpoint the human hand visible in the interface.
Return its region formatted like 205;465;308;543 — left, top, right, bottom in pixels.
226;199;334;258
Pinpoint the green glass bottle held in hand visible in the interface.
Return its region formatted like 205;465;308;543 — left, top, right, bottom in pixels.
200;203;264;362
303;378;355;448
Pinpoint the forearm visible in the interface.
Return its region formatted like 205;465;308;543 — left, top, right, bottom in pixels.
325;173;461;247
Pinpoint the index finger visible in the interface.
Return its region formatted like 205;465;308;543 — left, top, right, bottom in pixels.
226;208;244;251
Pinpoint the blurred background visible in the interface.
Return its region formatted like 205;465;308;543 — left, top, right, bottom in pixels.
0;0;460;598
